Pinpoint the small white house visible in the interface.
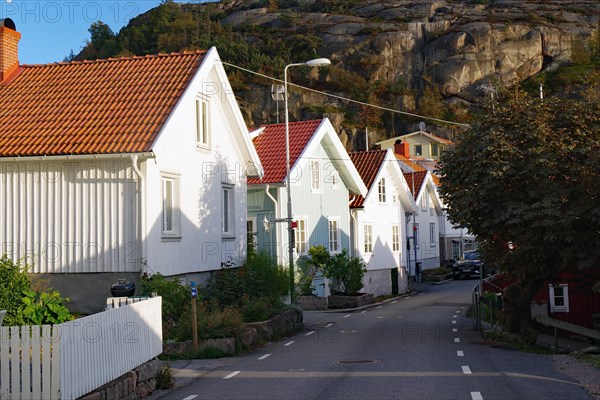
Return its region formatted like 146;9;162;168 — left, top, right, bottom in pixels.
0;20;261;312
349;149;417;296
403;171;444;272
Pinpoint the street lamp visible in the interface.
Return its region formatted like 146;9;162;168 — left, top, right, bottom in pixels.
284;57;331;304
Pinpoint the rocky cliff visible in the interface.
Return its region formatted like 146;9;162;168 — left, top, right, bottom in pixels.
83;0;600;148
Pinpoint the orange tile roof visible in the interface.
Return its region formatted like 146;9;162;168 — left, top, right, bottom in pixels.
0;51;207;157
248;120;322;185
348;150;386;208
395;154;428;172
403;170;427;200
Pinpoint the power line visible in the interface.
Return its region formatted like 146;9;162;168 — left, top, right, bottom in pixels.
219;60;471;128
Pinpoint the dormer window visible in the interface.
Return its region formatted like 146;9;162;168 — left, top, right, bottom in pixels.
378;178;386;202
414;144;423;156
196;97;209;148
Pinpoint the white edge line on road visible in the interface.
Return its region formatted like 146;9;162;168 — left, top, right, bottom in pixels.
258;354;271;360
182;396;198;400
284;341;295;346
344;314;351;318
325;323;333;328
305;331;315;336
361;310;367;314
462;365;472;374
376;306;383;309
223;371;240;380
471;391;483;400
391;300;397;303
406;296;411;299
457;350;464;357
454;338;460;343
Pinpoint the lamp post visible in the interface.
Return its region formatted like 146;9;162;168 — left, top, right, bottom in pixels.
284;58;331;304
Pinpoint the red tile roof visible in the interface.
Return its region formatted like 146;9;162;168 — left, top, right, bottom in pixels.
395;154;428;172
403;170;427;200
348;150;386;208
248;120;322;185
0;51;207;157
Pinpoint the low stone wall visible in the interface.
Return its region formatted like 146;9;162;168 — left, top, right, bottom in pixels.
78;359;162;400
297;295;328;310
422;273;454;282
327;293;374;309
162;337;236;357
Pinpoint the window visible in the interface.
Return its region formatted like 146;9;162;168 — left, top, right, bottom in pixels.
247;217;257;249
196;98;209;148
222;185;235;236
452;240;461;260
429;223;436;247
328;218;340;253
162;175;180;238
413;223;419;249
392;225;400;252
310;160;321;191
295;218;308;255
431;143;439;157
364;224;373;253
549;284;569;313
414;144;422;156
378;178;386;203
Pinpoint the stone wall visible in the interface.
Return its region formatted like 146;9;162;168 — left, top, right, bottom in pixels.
78;359;163;400
297;296;328;310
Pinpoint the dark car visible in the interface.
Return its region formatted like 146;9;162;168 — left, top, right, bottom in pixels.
453;250;484;279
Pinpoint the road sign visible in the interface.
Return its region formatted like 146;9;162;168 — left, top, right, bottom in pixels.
190;281;198;298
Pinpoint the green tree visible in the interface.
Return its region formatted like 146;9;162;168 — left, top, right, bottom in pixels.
438;88;600;340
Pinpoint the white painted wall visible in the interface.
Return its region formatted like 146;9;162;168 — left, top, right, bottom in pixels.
413;180;442;269
146;50;252;276
0;158;138;273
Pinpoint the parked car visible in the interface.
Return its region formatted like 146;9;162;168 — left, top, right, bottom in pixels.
453;250;484;279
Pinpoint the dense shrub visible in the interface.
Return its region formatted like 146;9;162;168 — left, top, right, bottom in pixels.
0;255;73;326
305;246;367;295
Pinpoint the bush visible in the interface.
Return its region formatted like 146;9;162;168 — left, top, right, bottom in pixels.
306;246;367;295
139;273;189;339
0;255;31;326
171;298;244;342
0;255;73;326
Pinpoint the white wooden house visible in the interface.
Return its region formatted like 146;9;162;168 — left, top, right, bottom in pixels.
0;20;261;312
247;118;367;297
349;149;417;296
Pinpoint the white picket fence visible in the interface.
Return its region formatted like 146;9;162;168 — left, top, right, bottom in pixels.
0;297;162;400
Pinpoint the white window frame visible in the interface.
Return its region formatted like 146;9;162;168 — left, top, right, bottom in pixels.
549;284;569;313
222;185;235;237
429;223;436;247
378;177;386;203
328;218;340;253
196;97;210;149
310;159;321;192
392;224;400;253
364;224;373;254
161;174;181;239
295;217;308;255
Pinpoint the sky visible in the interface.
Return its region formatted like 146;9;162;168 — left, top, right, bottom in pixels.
0;0;174;64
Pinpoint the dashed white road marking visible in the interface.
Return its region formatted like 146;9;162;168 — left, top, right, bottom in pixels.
305;331;315;336
223;371;240;379
462;365;472;374
454;338;460;343
452;320;457;325
471;391;483;400
455;311;460;314
182;396;198;400
361;310;367;314
457;350;464;357
453;315;458;319
258;354;271;360
344;314;351;318
391;300;397;304
352;330;357;333
376;306;383;309
284;341;295;346
406;296;412;299
325;323;334;328
452;328;458;332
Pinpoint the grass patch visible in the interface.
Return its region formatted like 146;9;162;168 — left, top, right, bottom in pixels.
573;354;600;371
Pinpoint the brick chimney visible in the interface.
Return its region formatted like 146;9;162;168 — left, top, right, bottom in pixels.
394;140;410;157
0;18;20;82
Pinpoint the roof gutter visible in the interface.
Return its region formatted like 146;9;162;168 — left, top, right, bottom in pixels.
0;152;156;162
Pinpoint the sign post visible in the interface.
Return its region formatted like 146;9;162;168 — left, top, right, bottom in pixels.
190;281;199;351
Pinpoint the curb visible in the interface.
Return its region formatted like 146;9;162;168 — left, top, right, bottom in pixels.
303;293;413;314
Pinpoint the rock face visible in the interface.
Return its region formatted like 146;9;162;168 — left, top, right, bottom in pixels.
218;0;598;140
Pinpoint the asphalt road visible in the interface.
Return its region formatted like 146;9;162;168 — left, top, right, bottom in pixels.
153;280;592;400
